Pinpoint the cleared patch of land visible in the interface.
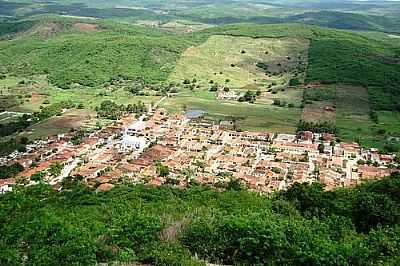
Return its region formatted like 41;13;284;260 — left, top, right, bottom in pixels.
302;85;336;122
259;87;303;106
336;85;370;115
303;101;336;122
22;109;95;140
73;22;99;31
335;85;377;146
170;35;308;89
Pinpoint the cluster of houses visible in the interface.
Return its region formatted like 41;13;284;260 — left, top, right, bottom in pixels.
1;108;398;193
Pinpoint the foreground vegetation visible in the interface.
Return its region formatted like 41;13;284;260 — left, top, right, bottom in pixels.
0;174;399;265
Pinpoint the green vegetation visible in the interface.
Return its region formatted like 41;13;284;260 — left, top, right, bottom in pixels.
0;163;23;179
0;18;200;89
0;138;27;156
238;90;257;103
95;100;146;120
169;34;308;89
155;161;170;178
1;174;400;265
304;86;336;102
297;120;338;134
0;17;399;150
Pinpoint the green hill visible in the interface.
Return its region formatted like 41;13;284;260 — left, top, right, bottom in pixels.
0;18;201;88
1;174;399;265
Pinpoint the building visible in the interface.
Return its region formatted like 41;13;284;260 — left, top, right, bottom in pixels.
121;120;147;151
217;89;239;101
0;178;16;194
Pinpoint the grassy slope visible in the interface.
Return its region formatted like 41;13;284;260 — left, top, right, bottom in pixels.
170;35;308;88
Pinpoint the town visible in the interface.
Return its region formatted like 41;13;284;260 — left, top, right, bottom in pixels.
1;105;398;194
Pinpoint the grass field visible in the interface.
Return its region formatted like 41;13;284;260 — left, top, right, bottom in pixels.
334;86;400;149
303;101;336;122
169;35;308;89
162;90;301;132
336;111;400;151
259;87;303;106
0;75;161;113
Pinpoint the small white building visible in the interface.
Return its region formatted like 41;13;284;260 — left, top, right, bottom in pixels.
0;179;16;194
121;120;147;151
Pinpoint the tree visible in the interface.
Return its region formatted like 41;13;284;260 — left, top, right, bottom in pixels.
318;143;325;154
48;163;63;177
156;161;169;177
273;99;281;106
226;178;245;191
31;171;46;182
289;78;301;86
353;192;400;233
0;163;24;179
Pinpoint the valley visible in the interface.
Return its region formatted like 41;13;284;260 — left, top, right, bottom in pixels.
1;1;400;266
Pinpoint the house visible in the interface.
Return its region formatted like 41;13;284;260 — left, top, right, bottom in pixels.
0;178;16;193
301;131;314;143
217;89;239;101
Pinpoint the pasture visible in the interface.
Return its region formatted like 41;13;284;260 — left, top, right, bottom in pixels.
169;35;308;89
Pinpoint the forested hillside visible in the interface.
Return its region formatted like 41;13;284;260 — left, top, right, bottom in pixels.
0;18;202;88
1;174;399;265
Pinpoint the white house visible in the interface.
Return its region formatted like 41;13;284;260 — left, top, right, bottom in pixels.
0;179;16;194
121;120;147;151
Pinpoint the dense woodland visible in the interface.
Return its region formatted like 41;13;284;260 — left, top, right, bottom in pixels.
0;174;399;265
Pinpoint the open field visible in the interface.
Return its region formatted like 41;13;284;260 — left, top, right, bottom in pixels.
302;85;336;122
259;87;303;106
0;75;161;113
336;111;400;151
169;35;308;89
21;109;95;140
335;86;372;144
162;90;301;132
336;85;370;116
303;101;336;122
334;86;392;149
